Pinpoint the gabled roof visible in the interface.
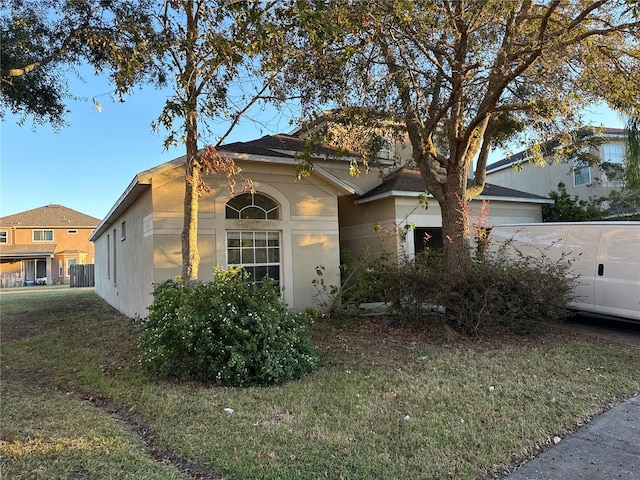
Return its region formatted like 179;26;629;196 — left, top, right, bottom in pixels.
356;168;552;205
90;135;363;241
486;127;626;174
0;205;100;228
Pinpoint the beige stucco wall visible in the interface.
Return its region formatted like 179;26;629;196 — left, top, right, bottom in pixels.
485;161;617;201
95;160;343;317
338;196;401;260
94;189;154;318
339;194;545;261
487;139;628;203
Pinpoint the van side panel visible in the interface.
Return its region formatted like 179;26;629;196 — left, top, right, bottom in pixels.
489;222;640;322
595;226;640;320
489;225;569;260
566;225;601;314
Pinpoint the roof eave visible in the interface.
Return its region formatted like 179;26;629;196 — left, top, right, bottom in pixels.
356;190;552;205
89;176;150;241
478;195;553;204
90;150;362;241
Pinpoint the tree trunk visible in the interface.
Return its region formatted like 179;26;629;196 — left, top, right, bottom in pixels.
182;103;200;283
181;1;200;284
182;158;200;283
439;176;473;276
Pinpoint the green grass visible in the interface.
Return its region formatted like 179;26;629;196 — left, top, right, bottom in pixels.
2;289;639;479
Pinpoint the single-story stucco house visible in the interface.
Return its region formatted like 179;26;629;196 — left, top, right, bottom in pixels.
90;134;551;318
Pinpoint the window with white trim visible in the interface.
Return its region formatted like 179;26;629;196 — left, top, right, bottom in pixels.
0;231;7;243
378;136;392;160
225;193;281;285
573;163;591;186
601;144;624;184
226;231;280;285
66;258;76;276
33;229;54;242
67;229;78;234
112;228;117;286
226;193;279;219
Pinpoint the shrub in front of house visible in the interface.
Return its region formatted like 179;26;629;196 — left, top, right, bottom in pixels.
380;249;445;322
138;266;319;386
440;251;575;336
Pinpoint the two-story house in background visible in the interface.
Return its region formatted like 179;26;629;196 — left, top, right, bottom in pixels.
0;204;100;287
485;127;628;205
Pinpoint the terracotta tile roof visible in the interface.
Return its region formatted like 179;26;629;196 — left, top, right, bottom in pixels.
358;168;550;201
0;205;100;228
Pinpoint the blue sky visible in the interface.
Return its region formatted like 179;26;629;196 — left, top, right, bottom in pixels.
0;70;627;220
0;67;299;220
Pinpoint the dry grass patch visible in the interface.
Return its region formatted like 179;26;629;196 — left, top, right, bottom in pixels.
1;289;639;479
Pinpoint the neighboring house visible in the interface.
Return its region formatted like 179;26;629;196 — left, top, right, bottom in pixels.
90;133;552;318
0;204;100;286
486;127;628;203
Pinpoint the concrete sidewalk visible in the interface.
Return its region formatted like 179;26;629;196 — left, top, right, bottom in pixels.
506;395;639;479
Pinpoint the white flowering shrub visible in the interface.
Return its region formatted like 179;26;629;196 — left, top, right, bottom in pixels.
138;266;318;386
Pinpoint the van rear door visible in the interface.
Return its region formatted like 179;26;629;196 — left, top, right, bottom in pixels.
595;225;640;320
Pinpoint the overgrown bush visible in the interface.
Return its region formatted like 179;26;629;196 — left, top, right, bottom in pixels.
440;251;576;336
138;266;319;386
382;249;444;321
312;249;392;319
312;243;574;337
313;249;445;322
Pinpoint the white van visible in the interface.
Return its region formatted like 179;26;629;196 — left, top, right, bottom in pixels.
488;222;640;321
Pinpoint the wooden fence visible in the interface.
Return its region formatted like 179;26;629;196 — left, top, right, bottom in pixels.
70;264;95;288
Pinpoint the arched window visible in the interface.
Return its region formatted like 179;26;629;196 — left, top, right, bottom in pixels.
225;192;281;286
225;193;279;220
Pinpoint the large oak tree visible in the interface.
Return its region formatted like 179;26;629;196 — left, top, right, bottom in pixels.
280;0;640;273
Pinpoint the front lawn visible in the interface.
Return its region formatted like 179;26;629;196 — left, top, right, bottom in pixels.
1;289;639;479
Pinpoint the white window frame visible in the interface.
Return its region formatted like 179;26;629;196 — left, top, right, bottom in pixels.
378;136;392;160
601;144;624;185
112;228;117;286
121;221;126;241
0;231;7;243
32;229;54;242
573;162;591;186
226;192;279;220
226;230;281;286
66;258;76;276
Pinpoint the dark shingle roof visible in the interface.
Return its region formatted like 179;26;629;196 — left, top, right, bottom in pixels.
358;168;549;201
240;134;347;156
0;205;101;228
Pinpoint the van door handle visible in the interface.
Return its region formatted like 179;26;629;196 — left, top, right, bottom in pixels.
598;264;604;276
